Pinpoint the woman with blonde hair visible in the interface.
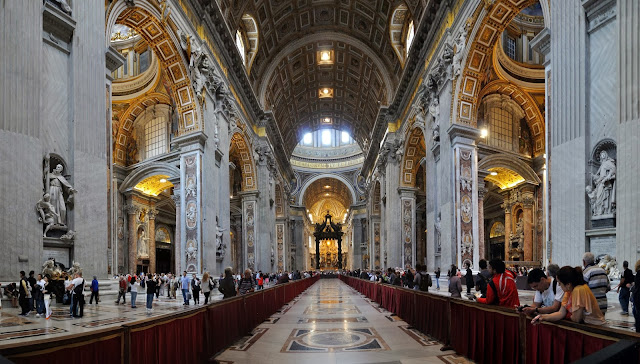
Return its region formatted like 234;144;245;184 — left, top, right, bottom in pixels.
201;272;213;304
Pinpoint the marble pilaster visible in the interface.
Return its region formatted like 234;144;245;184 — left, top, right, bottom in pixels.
522;191;535;262
399;188;417;269
171;182;182;274
148;209;157;273
126;203;138;273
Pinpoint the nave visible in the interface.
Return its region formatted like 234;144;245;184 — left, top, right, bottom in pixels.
215;279;466;364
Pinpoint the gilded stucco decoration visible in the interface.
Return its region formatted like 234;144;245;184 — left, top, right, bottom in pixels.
133;174;173;196
230;133;257;191
486;167;525;190
400;127;426;187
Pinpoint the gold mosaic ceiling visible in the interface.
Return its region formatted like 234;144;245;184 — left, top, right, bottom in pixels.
216;0;427;154
303;177;353;222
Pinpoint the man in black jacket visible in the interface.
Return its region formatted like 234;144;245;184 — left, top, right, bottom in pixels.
218;267;236;299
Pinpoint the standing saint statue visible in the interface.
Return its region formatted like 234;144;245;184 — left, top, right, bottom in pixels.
48;163;76;227
587;150;616;216
137;228;149;258
215;219;227;260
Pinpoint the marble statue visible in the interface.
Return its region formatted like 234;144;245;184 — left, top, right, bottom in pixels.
51;0;72;14
587;150;616;216
215;219;226;260
271;245;275;266
137;228;149;258
598;255;620;280
48;164;76;227
60;230;75;240
452;25;469;78
187;243;198;262
36;194;59;237
178;30;209;104
68;261;82;276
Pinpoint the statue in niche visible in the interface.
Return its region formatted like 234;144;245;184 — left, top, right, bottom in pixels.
215;218;227;260
137;227;149;258
47;163;76;227
509;217;525;260
36;194;59;237
587;150;616;216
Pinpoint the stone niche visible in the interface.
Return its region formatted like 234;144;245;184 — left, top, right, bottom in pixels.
586;139;616;229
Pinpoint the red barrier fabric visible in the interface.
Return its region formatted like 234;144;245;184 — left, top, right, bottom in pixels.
527;321;615;363
396;288;414;322
381;285;396;313
11;334;122;364
129;311;205;364
413;293;449;342
206;298;243;355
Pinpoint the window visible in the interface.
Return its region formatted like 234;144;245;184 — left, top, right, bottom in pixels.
139;50;150;73
505;36;516;60
406;21;415;58
487;107;513;151
321;130;332;146
145;116;167;159
236;30;246;65
341;131;350;144
303;133;312;145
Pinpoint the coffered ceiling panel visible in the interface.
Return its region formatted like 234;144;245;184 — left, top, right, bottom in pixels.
214;0;426;155
303;177;353;214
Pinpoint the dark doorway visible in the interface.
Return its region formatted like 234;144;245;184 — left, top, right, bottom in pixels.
156;248;171;274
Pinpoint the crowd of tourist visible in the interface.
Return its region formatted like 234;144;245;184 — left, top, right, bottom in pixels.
345;252;640;332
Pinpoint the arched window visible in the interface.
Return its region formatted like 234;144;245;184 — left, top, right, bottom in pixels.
145;115;168;159
406;20;415;58
235;30;246;65
481;94;525;153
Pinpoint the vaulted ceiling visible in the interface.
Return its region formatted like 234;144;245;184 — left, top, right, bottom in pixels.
303;177;354;222
216;0;427;155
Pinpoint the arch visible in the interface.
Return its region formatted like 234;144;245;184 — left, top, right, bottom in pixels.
477;81;545;156
106;4;200;135
478;153;541;186
275;184;285;217
297;174;357;206
229;132;257;191
258;32;394;109
389;3;413;66
239;14;259;73
400;127;426;187
119;161;180;194
114;92;172;165
455;0;538;126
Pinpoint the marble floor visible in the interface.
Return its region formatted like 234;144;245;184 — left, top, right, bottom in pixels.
213;279;471;364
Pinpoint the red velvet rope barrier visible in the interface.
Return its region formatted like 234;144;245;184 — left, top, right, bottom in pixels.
339;274;639;364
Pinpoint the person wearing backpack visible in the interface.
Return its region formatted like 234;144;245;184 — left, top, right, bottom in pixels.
474;259;520;307
68;272;85;318
520;268;563;316
474;259;491;298
414;264;432;292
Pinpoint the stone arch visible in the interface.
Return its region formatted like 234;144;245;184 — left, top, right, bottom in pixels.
478;80;545;156
389;3;414;66
455;0;538;126
229;132;257;191
239;14;259;73
478;153;541;187
297;174;357;206
119;161;180;194
106;3;200;136
114;92;172;165
400;127;426;187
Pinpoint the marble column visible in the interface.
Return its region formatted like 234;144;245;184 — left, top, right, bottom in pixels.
148;209;157;273
171;182;181;274
126;203;138;273
522;190;535;262
477;170;489;260
352;218;363;269
276;221;285;272
503;201;512;261
294;220;304;272
399;188;417;269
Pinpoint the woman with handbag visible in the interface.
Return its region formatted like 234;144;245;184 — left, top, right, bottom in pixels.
201;272;213;304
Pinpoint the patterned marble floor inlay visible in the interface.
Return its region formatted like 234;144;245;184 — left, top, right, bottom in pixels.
303;304;361;315
72;317;132;328
399;325;440;346
0;327;67;341
229;328;269;351
297;317;368;324
281;328;389;353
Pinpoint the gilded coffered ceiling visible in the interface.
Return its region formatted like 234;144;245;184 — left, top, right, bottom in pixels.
134;174;174;196
485;167;525;190
214;0;427;155
303;177;353;221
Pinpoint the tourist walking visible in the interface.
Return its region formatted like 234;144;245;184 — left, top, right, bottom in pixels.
435;267;441;290
582;252;610;314
180;271;190;305
191;274;201;304
18;271;31;316
202;272;213;304
130;276;139;308
89;276;99;304
28;271;37;311
464;262;475;295
42;276;52;319
115;275;127;304
475;259;491;298
146;274;156;312
632;259;640;332
617;260;634;315
448;267;463;298
35;274;45;317
69;272;85;318
218;267;236;299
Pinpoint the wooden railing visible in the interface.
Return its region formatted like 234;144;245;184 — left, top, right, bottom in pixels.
0;275;319;364
339;275;640;364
